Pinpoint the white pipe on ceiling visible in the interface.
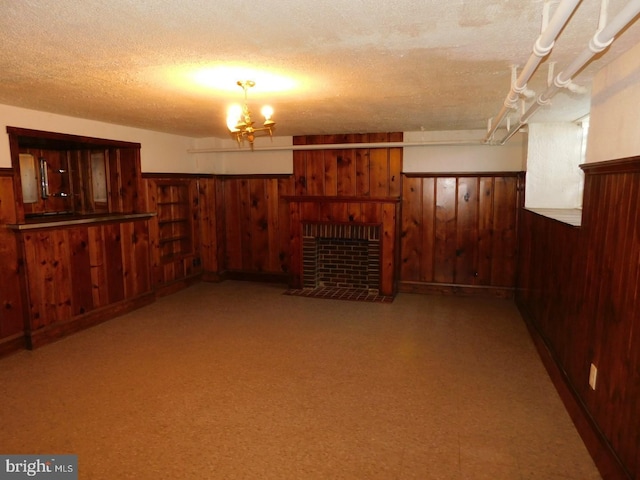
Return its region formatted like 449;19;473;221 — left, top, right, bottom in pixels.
499;0;640;145
484;0;582;143
187;139;488;154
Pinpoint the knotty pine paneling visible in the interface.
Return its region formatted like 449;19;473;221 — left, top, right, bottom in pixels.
400;173;524;295
21;220;151;334
218;175;294;277
109;147;143;214
0;172;26;350
197;176;220;274
293;133;402;198
517;157;640;480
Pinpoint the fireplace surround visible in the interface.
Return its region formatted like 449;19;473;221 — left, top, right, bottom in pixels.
302;223;381;293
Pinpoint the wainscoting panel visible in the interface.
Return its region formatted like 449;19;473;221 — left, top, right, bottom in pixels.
400;172;524;296
517;157;640;479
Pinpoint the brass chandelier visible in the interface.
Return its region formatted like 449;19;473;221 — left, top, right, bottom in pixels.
226;80;275;148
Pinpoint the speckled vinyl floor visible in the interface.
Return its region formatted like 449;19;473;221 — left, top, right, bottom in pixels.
0;281;601;479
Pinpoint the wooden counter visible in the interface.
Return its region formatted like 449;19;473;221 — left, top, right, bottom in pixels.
7;212;156;230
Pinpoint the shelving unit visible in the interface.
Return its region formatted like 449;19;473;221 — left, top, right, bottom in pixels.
156;183;193;263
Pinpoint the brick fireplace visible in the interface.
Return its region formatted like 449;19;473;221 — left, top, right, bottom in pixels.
302;223;381;292
285;132;402;298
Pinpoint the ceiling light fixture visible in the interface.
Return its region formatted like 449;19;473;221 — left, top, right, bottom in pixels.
226;80;275;149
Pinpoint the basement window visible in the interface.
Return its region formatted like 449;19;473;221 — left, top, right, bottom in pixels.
524;119;588;227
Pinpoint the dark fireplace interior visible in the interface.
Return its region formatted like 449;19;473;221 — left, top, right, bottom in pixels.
302;223;381;293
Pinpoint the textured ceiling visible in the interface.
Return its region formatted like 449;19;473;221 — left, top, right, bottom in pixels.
1;0;639;139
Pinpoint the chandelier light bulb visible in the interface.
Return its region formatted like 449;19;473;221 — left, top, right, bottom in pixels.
226;104;242;132
261;105;274;121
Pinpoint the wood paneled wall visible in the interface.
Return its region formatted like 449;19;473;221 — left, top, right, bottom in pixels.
293;133;402;198
0;171;25;354
216;175;294;279
197;176;223;277
401;173;524;296
517;157;640;480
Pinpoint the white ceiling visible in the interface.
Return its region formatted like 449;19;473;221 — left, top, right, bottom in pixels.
1;0;639;139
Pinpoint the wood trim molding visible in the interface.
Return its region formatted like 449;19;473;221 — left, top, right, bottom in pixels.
215;174;292;180
6;126;141;149
0;334;27;358
283;195;401;203
26;293;155;350
404;171;525;178
399;281;514;299
142;172;215;179
223;270;290;284
0;167;14;176
580;156;640;175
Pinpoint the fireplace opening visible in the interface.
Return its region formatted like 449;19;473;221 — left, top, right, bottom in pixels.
302;223;380;294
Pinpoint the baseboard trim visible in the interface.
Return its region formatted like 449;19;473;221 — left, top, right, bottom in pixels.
516;299;631;480
221;270;290;285
26;292;155;350
398;281;514;298
154;274;202;297
0;333;27;358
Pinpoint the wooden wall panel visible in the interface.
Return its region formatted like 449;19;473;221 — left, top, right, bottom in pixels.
68;228;94;316
248;178;269;272
103;223;125;304
114;148;142;213
306;150;325;195
434;177;457;284
455;177;479;285
224;179;242;271
0;174;25;346
324;150;338;196
23;230;73;329
15;219;152;349
277;177;295;274
400;177;422;281
217;175;294;278
477;177;494;285
491;176;518;286
239;179;253;270
369;148;389;197
198;177;219;273
517;157;640;480
420;178;436;282
292;133;402;199
400;173;523;295
336;148;355;196
380;202;397;295
355;148;370;197
88;226;109;308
